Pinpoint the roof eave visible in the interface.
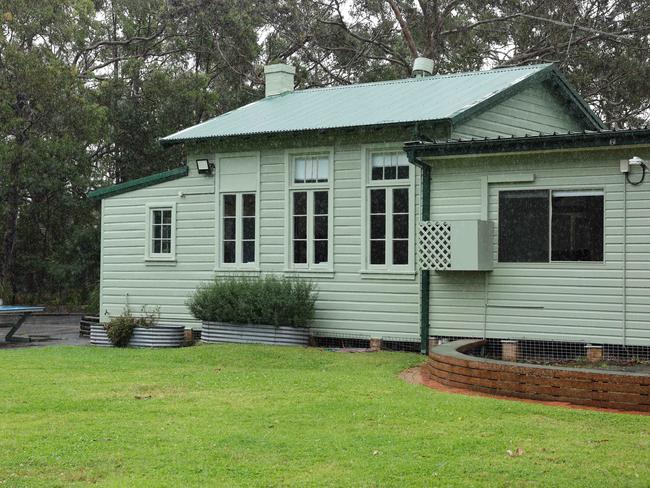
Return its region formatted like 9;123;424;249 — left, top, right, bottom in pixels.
88;166;189;200
403;128;650;160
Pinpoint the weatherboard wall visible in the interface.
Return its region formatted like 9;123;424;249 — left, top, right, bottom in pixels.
452;83;585;140
100;161;216;326
426;147;650;346
100;142;422;340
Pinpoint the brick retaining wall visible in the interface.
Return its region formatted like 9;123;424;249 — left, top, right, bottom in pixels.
426;340;650;412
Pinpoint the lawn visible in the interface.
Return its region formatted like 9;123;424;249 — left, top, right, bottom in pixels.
0;345;648;487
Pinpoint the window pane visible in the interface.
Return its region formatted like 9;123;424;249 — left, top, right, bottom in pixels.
498;190;549;262
314;215;328;240
162;210;172;224
294;216;306;239
397;165;409;179
393;188;408;213
223;218;236;240
393;214;408;239
314;240;328;264
370;240;385;265
371;214;385;239
161;240;171;254
162;225;171;239
153;210;162;225
314;191;328;215
317;158;329;182
153;225;161;239
293;241;307;263
305;158;315;183
384;165;397;180
152;239;161;254
371;154;384;181
243;217;255;240
393;240;408;265
293;192;307;215
552;193;603;261
294;158;306;183
370;189;385;213
242;241;255;263
223;194;236;217
223;241;235;263
243;194;255;216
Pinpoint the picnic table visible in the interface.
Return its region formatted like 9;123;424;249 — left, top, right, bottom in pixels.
0;306;45;343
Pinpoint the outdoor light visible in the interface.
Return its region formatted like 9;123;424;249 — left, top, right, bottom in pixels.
629;156;647;167
196;159;213;175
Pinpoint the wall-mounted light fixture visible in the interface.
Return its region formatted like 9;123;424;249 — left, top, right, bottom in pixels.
196;159;213;175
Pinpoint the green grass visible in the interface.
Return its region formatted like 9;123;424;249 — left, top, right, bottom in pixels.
0;345;648;487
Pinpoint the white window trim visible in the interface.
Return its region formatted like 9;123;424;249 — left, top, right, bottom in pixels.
145;202;177;262
360;144;416;276
496;186;606;265
284;147;335;273
214;151;261;272
217;192;260;270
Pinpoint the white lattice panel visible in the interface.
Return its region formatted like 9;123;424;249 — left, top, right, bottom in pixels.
418;221;451;270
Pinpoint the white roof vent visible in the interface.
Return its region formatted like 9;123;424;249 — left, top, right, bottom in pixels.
412;57;434;77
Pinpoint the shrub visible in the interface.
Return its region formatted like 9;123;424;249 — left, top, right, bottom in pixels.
187;276;316;327
104;306;159;347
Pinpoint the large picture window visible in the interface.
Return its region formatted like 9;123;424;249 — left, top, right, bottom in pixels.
221;193;256;266
498;189;604;263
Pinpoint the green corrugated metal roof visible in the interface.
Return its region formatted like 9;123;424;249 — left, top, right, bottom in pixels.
160;64;602;145
88;166;188;200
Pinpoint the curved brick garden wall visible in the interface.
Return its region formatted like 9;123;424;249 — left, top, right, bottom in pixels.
426;339;650;412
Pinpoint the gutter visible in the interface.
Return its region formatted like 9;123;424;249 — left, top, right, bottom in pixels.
405;143;431;355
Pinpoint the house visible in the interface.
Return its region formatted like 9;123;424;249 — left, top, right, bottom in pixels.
90;59;650;353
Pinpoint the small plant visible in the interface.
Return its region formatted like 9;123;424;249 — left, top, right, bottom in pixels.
187;275;316;327
104;306;160;347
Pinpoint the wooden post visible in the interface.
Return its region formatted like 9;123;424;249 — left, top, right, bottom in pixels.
184;328;194;346
585;345;603;364
501;340;518;362
369;338;382;351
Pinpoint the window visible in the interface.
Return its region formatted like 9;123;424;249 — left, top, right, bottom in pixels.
371;152;409;181
146;204;175;260
498;189;604;263
294;156;329;184
288;152;331;270
221;193;256;266
365;150;413;270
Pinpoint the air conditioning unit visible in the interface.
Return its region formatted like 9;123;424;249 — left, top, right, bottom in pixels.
418;220;493;271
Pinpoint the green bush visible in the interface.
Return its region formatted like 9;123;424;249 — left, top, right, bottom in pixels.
104;307;159;347
187;276;316;327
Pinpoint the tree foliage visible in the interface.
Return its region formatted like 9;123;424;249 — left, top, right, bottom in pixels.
0;0;647;307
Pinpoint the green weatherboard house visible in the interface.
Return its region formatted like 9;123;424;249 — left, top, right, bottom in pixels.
91;60;650;353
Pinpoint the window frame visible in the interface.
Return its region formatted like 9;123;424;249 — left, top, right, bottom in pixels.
361;145;416;276
217;192;260;270
145;202;177;262
497;187;606;264
285;148;334;274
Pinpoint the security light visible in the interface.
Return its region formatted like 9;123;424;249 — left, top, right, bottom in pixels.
196;159;213;175
629;156;647;167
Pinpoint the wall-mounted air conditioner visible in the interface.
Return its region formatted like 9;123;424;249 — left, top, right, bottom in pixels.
418;220;493;271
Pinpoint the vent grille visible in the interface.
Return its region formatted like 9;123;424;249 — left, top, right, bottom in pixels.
418;221;451;270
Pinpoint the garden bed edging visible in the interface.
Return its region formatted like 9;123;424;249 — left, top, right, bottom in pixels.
426;339;650;412
201;321;309;346
90;324;185;348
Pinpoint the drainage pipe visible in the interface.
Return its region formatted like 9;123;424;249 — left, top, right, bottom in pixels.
406;147;431;355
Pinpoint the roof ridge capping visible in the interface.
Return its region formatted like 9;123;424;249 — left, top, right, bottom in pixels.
290;63;554;94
